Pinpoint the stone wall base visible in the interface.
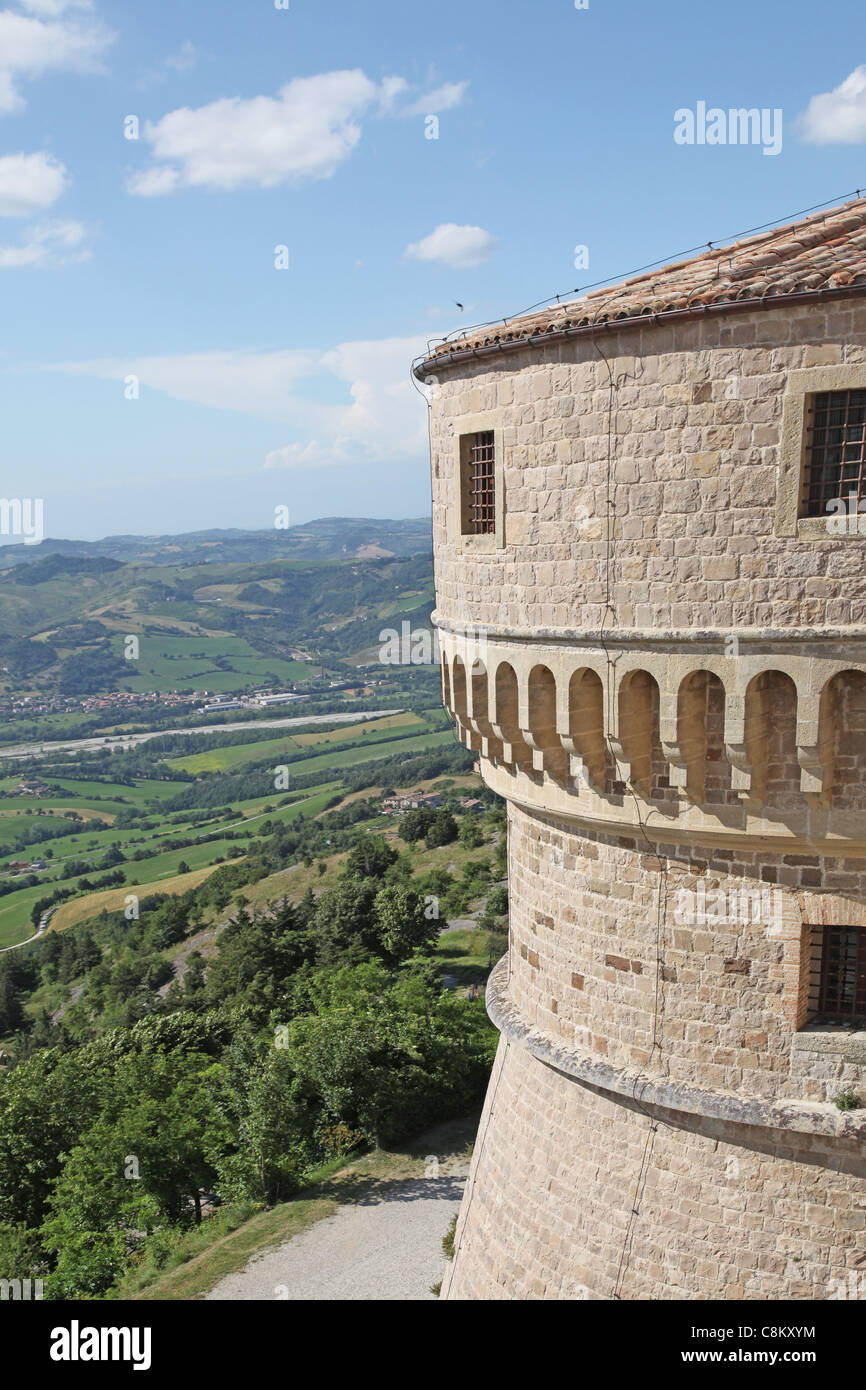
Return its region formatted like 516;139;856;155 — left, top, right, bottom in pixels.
442;1037;866;1300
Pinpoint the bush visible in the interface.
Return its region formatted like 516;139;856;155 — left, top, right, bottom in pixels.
834;1091;862;1111
442;1212;458;1259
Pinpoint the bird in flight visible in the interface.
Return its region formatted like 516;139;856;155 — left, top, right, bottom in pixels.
454;301;464;311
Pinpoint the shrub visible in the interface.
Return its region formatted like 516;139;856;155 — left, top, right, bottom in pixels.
442;1212;458;1259
834;1091;861;1111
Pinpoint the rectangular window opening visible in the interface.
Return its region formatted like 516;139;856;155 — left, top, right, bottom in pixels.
802;389;866;520
462;430;496;536
808;923;866;1025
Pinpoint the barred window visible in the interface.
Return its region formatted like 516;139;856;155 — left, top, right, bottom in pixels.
462;431;496;536
809;924;866;1024
802;389;866;519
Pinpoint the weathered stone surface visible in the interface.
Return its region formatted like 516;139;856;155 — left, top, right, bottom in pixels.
429;271;866;1301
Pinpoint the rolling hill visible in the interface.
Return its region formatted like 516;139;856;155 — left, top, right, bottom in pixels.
0;520;436;697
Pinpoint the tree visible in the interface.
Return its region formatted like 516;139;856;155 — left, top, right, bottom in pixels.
459;816;483;849
484;885;509;920
343;835;397;880
205;900;312;1014
374;884;439;961
41;1048;226;1297
0;965;23;1034
311;879;379;964
425;809;458;848
0;1047;113;1231
208;1041;305;1206
285;964;496;1149
398;808;433;844
183;952;206;996
0;1220;47;1282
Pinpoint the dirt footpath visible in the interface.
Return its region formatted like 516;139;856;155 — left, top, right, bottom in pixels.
206;1118;475;1302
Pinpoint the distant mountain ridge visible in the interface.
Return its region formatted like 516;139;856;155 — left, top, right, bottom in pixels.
0;517;433;568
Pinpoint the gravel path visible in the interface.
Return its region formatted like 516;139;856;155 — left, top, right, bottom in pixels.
207;1172;466;1301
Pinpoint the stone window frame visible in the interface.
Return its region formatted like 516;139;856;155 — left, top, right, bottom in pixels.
783;892;866;1055
451;410;505;554
776;365;866;539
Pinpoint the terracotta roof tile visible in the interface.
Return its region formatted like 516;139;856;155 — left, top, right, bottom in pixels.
423;197;866;367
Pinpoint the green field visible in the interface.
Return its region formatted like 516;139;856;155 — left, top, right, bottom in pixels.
49;863;223;936
39;777;182;805
293;711;421;746
0;780;345;949
165;734;300;775
111;634;310;694
0;775;200;861
167;725;451;777
0;799;118;820
0;882;54;949
283;728;454;779
228;782;341;821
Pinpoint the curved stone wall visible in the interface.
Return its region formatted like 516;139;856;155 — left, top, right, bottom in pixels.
426;291;866;1300
501;804;866;1107
429;305;866;633
442;1034;866;1302
439;631;866;849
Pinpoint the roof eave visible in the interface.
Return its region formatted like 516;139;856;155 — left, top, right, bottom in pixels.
413;282;866;380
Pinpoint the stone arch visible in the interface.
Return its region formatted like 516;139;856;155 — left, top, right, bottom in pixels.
617;669;663;798
567;667;608;790
493;660;533;769
823;669;866;812
441;652;451;714
744;670;799;810
677;670;732;805
452;655;468;723
452;656;481;753
470;659;504;763
527;664;567;782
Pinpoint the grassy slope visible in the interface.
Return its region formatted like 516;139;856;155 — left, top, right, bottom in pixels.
277;729;454;779
165;718;438;776
0;783;344;948
117;1117;476;1302
292;710;420;746
0;882;56;949
0;804;116;825
48;864;222;933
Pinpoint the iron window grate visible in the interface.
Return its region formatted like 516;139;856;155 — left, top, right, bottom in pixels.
803;389;866;519
810;924;866;1024
468;431;495;535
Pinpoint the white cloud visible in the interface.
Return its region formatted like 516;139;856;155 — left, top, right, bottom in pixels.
164;38;195;74
798;66;866;144
18;1;93;14
43;336;431;469
0;2;112;113
128;164;179;197
127;69;469;196
137;38;197;90
264;337;427;469
127;70;394;195
404;222;496;269
403;80;468;117
0;151;67;215
378;75;408;112
0;217;88;267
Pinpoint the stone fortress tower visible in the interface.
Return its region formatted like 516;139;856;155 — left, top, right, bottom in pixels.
416;199;866;1300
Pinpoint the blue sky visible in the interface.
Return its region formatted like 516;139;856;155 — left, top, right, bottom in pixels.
0;0;865;540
